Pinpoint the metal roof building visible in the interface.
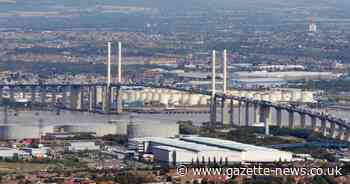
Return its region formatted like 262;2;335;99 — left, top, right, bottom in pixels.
129;136;292;164
180;136;292;162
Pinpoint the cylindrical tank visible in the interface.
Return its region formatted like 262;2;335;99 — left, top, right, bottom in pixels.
60;123;119;137
127;123;179;139
0;125;40;140
160;93;171;105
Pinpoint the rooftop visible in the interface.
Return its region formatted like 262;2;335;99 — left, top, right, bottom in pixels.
180;136;285;152
131;137;232;153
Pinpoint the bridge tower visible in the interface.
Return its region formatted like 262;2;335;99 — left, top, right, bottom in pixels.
220;49;229;125
116;41;123;114
103;42;112;113
117;41;122;83
210;50;217;126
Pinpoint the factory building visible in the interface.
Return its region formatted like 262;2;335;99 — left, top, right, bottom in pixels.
129;136;292;165
180;136;292;162
234;71;341;81
22;147;50;158
0;147;30;159
231;78;287;88
65;141;100;152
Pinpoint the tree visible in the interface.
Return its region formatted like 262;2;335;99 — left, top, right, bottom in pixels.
312;176;329;184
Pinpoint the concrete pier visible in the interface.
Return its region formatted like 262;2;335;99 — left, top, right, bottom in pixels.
89;86;97;112
116;86;123;114
300;113;306;128
9;87;15;102
102;86;111;113
220;98;226;125
70;86;80;110
311;115;317;131
237;101;241;126
321;118;327;136
276;108;282;128
210;96;217;126
40;87;46;104
288;110;294;129
245;102;249;126
229;99;234;126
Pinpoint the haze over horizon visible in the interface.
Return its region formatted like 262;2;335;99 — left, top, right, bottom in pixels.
0;0;350;32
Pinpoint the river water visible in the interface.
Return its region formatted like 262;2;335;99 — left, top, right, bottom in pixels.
0;106;350;127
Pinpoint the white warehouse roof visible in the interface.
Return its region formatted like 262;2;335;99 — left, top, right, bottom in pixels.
131;137;293;163
132;137;232;153
180;136;281;152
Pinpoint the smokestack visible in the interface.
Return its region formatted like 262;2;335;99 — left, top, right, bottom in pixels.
107;42;111;86
212;50;216;98
118;42;122;83
223;49;227;94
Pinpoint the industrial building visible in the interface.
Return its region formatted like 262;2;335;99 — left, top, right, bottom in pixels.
128;136;293;165
65;141;100;152
180;136;292;162
234;71;341;81
22;147;50;158
231;78;287;88
0;147;30;159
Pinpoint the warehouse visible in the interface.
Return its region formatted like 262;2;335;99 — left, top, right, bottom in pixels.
0;147;30;159
129;137;241;164
129;136;292;165
65;141;100;152
181;136;293;162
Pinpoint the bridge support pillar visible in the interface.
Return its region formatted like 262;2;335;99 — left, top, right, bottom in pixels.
237;101;241;126
116;86;123;114
253;103;258;123
78;87;84;110
311;116;317;131
300;113;306;128
51;88;57;105
9;87;15;102
70;86;80;110
40;87;46;105
30;87;36;103
0;87;3;102
245;102;249;126
210;96;217;127
288;111;294;129
89;86;97;112
321;118;327;137
229;99;234;126
330;122;337;139
220;98;228;125
61;87;67;108
261;105;271;136
102;85;111;114
276;108;282;128
254;103;260;124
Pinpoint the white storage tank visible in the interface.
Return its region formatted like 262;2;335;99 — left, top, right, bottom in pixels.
0;124;48;140
127;122;179;139
61;123;118;137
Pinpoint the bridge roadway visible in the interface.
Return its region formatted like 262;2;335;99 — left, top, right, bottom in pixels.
0;83;349;141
